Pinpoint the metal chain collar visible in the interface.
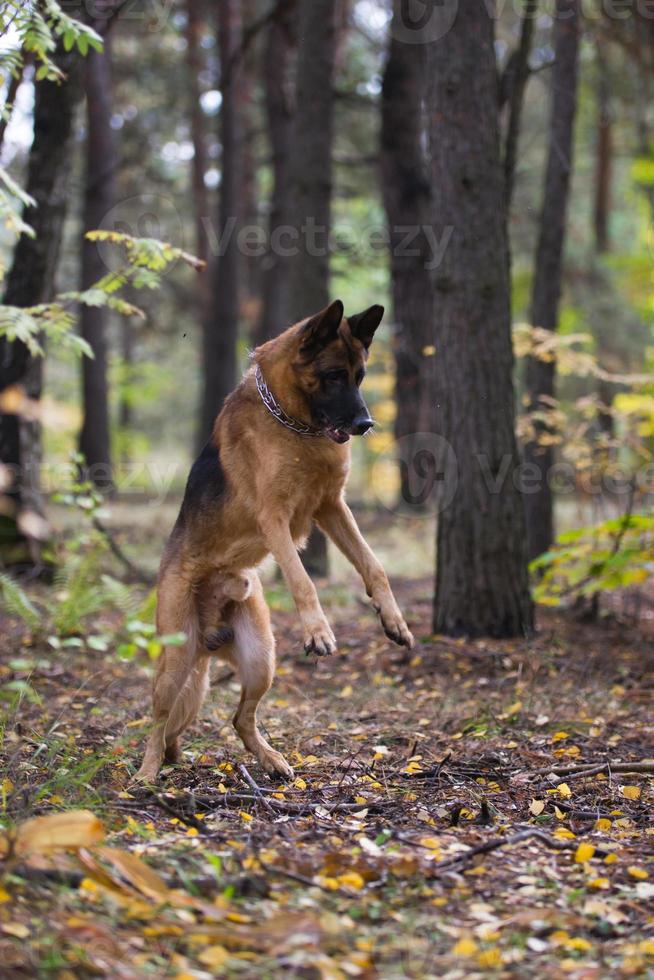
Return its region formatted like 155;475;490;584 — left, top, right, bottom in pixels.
255;366;322;437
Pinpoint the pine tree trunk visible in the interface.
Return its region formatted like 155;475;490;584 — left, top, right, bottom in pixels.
381;1;433;510
524;0;581;562
428;0;533;638
197;0;243;449
287;0;338;578
79;40;115;494
0;46;84;567
258;0;296;345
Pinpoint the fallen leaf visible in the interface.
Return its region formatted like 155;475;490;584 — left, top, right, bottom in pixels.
15;810;105;857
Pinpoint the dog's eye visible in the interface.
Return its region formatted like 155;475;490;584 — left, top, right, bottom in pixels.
322;370;347;385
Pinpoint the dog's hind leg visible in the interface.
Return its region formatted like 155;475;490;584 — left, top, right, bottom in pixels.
135;558;203;782
229;577;294;779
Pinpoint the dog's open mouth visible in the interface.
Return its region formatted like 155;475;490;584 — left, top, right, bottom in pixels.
324;426;351;444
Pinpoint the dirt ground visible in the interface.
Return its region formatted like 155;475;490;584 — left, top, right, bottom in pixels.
0;507;653;979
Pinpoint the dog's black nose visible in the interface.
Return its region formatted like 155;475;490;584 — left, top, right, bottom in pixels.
351;415;374;436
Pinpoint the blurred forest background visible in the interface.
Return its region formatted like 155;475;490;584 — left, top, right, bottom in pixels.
0;0;653;632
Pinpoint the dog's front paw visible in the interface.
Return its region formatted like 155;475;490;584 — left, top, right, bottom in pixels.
258;748;294;779
303;619;337;657
374;602;414;649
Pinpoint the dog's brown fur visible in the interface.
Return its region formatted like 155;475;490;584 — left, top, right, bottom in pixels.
136;301;413;782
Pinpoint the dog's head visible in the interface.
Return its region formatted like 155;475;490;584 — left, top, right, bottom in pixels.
291;299;383;444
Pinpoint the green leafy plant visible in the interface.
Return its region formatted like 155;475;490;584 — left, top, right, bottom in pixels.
531;511;654;607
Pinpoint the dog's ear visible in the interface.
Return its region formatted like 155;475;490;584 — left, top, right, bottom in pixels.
299;299;344;355
347;305;384;351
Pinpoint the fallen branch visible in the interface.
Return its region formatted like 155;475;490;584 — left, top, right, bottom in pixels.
532;760;654;778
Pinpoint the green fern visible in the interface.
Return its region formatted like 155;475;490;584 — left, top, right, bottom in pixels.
0;574;42;631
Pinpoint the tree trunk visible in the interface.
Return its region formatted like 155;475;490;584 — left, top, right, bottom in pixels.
380;0;433;510
258;0;296;345
185;0;210;283
524;0;581;562
0;46;84;567
79;39;115;494
287;0;338;578
594;44;614;443
197;0;243;449
428;0;533;638
594;45;611;256
0;68;23;151
503;0;538;210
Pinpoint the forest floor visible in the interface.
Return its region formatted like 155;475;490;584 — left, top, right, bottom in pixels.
0;508;653;979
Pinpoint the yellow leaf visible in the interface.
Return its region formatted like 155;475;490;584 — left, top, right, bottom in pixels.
604;853;618;865
595;818;612;832
477;948;502;968
452;937;477;957
239;811;253;822
1;777;14;795
0;887;11;904
419;837;442;850
556;783;572;798
339;685;353;698
198;946;230;969
15;810;105;857
2;923;29;938
621;785;641;801
294;777;307;790
552;731;569;742
567;937;592;952
554;827;576;840
588;877;610;889
554;806;566;820
627;866;649;880
94;846;169;900
186;827;199;837
355;795;367;805
530;799;545;816
337;871;365;890
574;843;595;863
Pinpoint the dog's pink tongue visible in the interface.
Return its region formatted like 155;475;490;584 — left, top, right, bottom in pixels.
326;427;350;445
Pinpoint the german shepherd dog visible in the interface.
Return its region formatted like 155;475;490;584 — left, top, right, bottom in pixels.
136;300;414;783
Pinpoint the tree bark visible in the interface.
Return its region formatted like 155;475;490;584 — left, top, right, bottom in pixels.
0;46;84;567
287;0;339;578
593;44;611;256
503;0;538;211
185;0;210;274
380;0;433;509
258;0;296;345
428;0;533;638
197;0;243;449
79;39;115;493
524;0;581;562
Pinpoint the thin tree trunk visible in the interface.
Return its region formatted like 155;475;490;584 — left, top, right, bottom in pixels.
0;68;22;151
197;0;243;450
79;39;115;494
185;0;210;289
118;315;134;466
524;0;581;562
428;0;533;638
258;0;296;345
287;0;338;578
503;0;538;210
381;0;433;510
594;45;611;256
594;44;614;442
0;46;84;568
